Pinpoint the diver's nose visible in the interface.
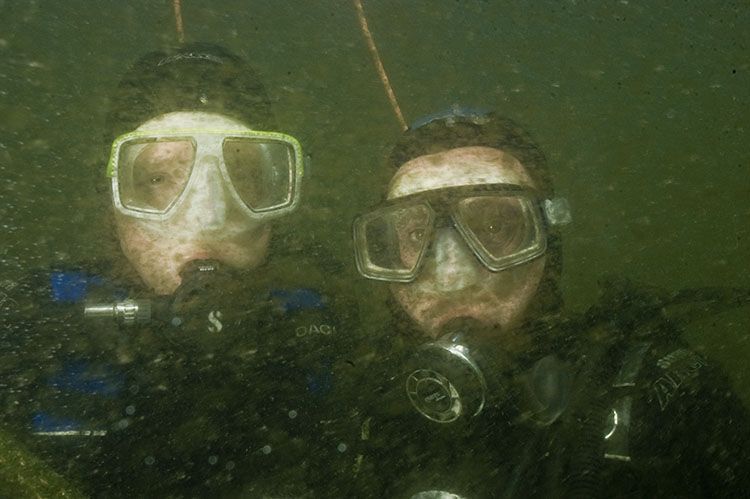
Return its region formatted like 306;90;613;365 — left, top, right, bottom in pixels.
423;228;481;292
185;155;227;230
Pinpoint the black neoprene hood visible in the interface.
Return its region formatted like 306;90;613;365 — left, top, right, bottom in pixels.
385;112;564;318
105;43;276;146
387;112;554;198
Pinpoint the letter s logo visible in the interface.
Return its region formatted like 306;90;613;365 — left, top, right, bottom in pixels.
207;310;223;333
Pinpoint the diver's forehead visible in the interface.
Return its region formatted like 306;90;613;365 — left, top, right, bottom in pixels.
387;146;536;199
135;111;252;131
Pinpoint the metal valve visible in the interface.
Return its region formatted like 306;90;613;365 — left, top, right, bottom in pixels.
84;299;152;326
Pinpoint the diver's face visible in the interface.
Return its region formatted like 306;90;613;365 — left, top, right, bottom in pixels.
113;112;270;295
387;146;546;337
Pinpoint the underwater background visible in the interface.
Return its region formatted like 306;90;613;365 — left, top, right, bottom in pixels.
1;0;748;408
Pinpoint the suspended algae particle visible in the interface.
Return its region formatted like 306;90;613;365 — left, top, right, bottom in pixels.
0;429;84;498
360;416;371;441
353;454;363;474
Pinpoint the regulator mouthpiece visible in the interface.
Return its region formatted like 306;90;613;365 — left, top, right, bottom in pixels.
405;333;489;423
175;259;227;302
403;319;571;426
170;258;244;333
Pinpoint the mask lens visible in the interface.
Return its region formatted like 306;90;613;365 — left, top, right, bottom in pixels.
117;138;195;213
455;195;544;269
222;138;294;212
355;204;432;280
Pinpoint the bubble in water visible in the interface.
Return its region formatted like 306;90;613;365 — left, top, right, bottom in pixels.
144;456;155;466
337;443;348;453
288;409;298;419
261;445;272;455
208;455;218;465
125;405;135;415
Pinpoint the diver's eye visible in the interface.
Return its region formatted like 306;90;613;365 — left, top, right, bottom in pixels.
409;228;425;243
484;222;502;234
149;174;166;185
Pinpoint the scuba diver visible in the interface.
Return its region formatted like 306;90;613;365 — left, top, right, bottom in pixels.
351;110;750;498
0;44;363;497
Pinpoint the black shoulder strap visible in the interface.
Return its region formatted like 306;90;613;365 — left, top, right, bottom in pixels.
587;277;750;334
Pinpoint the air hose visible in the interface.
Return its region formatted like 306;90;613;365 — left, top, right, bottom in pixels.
562;279;749;497
561;339;616;498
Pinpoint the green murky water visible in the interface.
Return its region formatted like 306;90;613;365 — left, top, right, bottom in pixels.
1;0;748;495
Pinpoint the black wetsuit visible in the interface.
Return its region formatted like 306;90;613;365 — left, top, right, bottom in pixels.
2;269;748;497
0;264;368;497
354;285;750;498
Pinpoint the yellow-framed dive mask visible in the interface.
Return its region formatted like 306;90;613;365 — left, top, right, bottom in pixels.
107;129;304;221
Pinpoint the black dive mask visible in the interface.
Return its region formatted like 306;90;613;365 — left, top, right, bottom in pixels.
353;184;571;283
